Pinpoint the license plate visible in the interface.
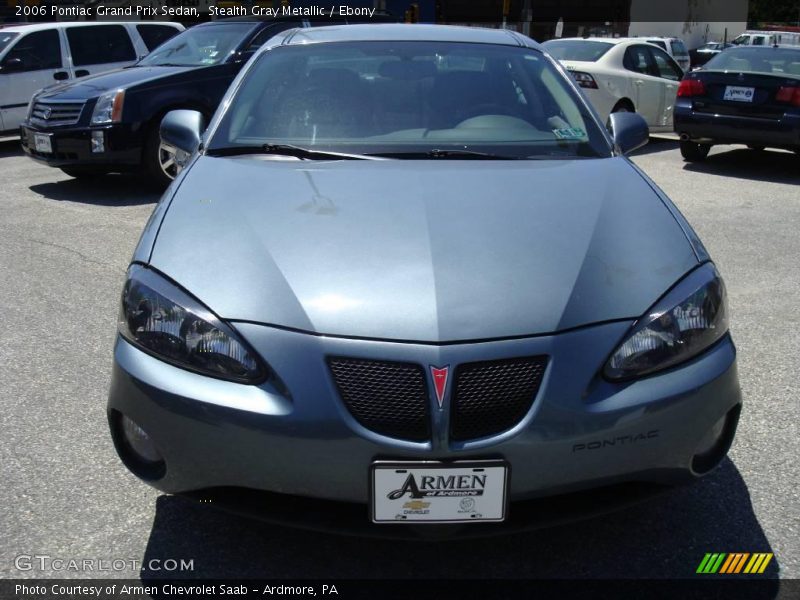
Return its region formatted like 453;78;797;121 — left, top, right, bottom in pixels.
371;461;508;523
723;86;755;102
33;133;52;153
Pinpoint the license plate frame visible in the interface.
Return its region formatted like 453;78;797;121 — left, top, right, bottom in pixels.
370;460;509;524
33;132;53;154
723;86;755;103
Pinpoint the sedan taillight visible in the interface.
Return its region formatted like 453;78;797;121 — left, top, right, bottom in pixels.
776;85;800;107
677;78;706;97
570;71;598;89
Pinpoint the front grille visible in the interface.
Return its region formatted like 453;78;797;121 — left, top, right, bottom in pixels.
31;101;86;126
328;357;430;442
451;356;547;441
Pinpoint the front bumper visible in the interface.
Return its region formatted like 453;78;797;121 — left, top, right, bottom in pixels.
674;102;800;148
20;122;143;169
108;320;741;534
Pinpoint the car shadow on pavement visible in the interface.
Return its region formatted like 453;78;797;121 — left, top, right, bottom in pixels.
683;148;800;185
0;138;23;158
138;458;779;585
29;175;160;206
630;136;679;157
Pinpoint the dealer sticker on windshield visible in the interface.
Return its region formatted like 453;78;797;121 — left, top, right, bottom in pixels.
723;86;755;102
371;461;508;523
553;127;587;140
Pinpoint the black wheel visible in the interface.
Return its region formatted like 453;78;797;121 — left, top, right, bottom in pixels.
142;120;186;189
59;166;110;179
611;100;634;113
680;140;711;162
747;144;765;151
606;100;636;130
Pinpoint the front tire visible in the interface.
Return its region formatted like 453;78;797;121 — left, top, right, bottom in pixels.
142;121;183;189
680;140;711;162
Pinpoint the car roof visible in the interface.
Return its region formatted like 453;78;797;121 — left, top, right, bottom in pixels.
0;21;178;34
268;24;539;49
547;37;676;50
723;45;800;51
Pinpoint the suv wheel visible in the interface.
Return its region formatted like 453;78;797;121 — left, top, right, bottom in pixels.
680;140;711;162
143;120;188;189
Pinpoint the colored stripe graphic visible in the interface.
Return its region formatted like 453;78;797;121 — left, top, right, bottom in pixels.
697;553;774;574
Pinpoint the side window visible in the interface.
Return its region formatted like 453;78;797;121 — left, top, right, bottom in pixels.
671;39;687;56
1;29;62;71
650;47;682;81
67;25;136;66
245;22;301;52
624;45;657;77
137;25;180;52
752;36;765;46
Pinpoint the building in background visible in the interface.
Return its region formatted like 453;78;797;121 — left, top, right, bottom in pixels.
628;0;747;48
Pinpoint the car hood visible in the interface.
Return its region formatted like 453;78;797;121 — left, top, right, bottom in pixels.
149;156;697;342
36;66;195;101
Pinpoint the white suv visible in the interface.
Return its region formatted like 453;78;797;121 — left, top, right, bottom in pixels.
0;21;183;135
641;37;690;72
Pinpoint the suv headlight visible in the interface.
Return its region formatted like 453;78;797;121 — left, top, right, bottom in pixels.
119;265;267;383
604;263;728;380
91;89;125;125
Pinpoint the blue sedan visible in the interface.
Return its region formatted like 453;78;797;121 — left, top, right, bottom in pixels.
108;24;741;536
675;46;800;161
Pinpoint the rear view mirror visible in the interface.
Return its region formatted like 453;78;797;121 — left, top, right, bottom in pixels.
608;112;649;155
0;57;24;73
160;110;205;156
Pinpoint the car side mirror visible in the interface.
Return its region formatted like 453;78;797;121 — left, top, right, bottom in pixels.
0;57;24;73
608;111;649;155
160;109;205;156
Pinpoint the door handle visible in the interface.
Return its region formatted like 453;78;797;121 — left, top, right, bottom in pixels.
75;69;90;77
53;71;69;81
634;79;644;86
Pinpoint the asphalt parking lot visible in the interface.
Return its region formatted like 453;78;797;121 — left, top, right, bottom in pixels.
1;137;798;581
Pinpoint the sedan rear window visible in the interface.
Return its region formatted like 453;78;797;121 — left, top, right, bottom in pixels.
542;40;613;62
209;41;612;160
704;47;800;76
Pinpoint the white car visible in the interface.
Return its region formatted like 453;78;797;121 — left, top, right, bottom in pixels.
0;21;183;135
542;38;684;133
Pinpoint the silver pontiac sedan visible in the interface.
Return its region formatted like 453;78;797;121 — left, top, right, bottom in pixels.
108;24;741;536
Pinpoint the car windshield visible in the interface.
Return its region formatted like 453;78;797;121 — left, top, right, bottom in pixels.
542;40;613;62
208;41;611;160
138;23;254;67
703;47;800;76
0;31;19;54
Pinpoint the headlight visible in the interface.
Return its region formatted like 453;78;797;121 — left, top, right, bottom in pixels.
119;265;267;383
91;89;125;125
27;92;40;120
604;263;728;380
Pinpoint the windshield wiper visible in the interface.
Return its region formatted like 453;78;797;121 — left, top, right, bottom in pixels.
207;144;378;160
371;149;519;160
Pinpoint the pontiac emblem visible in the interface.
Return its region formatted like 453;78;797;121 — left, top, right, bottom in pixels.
430;365;449;409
